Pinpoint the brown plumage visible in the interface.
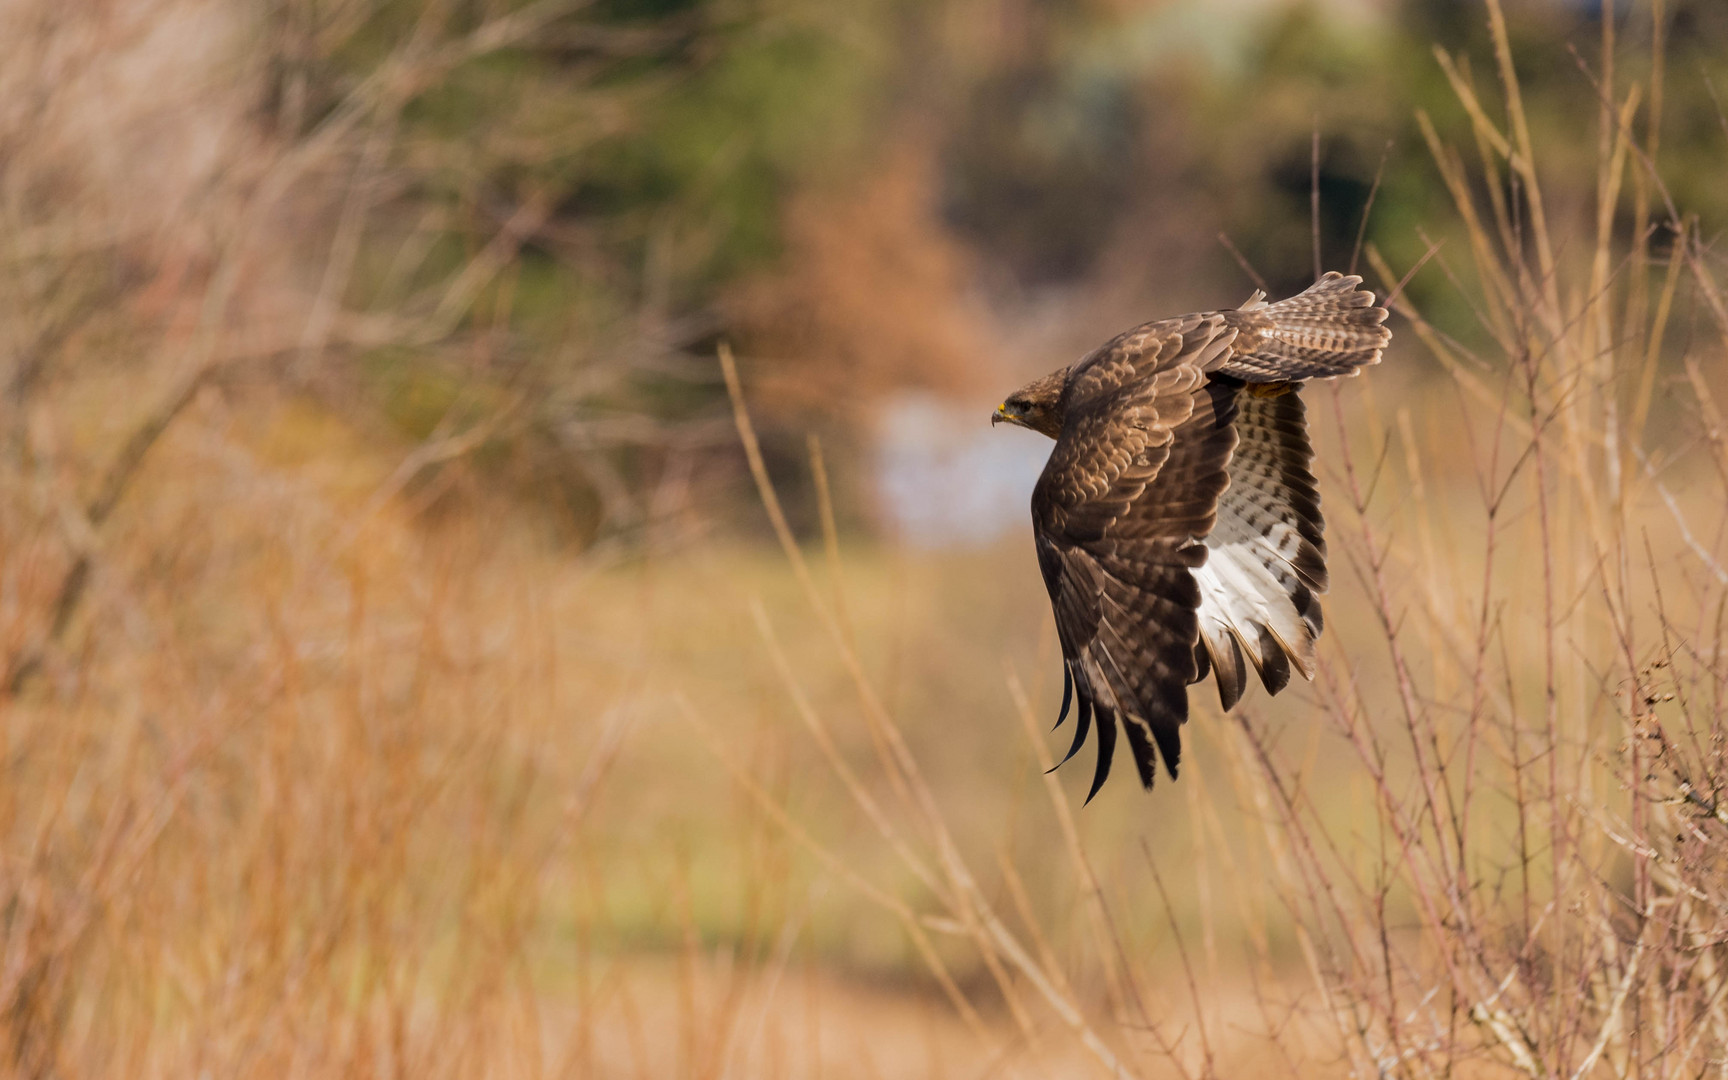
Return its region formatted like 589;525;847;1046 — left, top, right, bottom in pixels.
992;272;1390;800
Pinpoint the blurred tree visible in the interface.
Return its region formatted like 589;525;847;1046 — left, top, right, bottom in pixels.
246;0;904;542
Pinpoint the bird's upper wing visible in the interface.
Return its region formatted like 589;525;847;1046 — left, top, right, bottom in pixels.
1192;387;1326;711
1032;315;1241;800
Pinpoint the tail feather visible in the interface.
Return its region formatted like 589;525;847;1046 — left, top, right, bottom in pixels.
1217;272;1390;382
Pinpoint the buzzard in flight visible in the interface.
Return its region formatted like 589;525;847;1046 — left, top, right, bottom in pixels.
992;272;1390;801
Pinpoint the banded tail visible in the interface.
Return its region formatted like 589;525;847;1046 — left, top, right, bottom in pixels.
1217;271;1391;383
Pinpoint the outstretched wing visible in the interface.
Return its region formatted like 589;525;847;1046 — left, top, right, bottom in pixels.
1032;317;1240;800
1192;386;1326;710
1188;272;1384;701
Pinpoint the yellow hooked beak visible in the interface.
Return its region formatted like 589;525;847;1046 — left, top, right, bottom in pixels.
992;402;1008;425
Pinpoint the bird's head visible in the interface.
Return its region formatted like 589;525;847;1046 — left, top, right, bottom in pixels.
992;369;1068;439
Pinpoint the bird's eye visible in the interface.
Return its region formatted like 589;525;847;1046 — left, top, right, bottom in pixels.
1008;400;1026;414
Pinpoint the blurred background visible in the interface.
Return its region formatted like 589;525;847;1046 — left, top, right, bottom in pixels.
5;0;1728;1076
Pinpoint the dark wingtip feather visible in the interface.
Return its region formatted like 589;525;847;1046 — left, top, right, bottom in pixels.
1212;633;1246;711
1255;624;1293;696
1215;670;1241;711
1120;716;1160;790
1083;705;1117;804
1050;694;1093;772
1291;546;1329;594
1053;664;1074;731
1150;718;1182;781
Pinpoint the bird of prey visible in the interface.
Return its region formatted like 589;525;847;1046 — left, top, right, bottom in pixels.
992;272;1390;801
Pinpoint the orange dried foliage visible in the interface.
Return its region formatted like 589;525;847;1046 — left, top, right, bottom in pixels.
731;139;993;418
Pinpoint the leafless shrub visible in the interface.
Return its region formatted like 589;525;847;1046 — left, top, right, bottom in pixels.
1207;2;1728;1074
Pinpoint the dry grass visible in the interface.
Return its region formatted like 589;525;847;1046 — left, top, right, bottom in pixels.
5;1;1728;1078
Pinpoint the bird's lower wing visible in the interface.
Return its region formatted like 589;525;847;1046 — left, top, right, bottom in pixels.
1192;387;1326;710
